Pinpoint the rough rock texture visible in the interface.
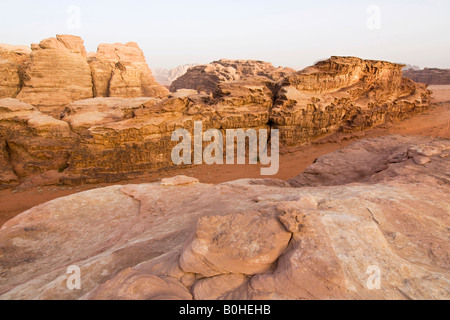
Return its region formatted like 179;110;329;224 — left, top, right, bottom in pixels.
0;44;31;99
16;35;93;116
0;98;77;188
0;36;168;116
88;42;168;99
61;97;159;134
0;135;448;300
170;59;295;94
289;135;447;187
404;68;450;85
272;57;431;145
0;56;432;185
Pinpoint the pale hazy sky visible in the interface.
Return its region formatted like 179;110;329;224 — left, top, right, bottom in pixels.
0;0;449;69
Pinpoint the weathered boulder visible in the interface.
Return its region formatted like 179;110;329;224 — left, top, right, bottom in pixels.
289;135;450;187
179;212;292;277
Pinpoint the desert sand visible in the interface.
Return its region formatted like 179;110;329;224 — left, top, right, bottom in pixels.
1;85;448;227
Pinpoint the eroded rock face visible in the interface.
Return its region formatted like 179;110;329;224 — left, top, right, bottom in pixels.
0;44;31;99
89;42;168;99
16;35;94;116
170;59;295;94
272;57;431;145
0;56;433;185
0;36;168;116
0;136;448;300
0;98;77;187
153;64;200;86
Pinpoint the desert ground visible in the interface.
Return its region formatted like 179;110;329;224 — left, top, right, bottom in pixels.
1;85;448;227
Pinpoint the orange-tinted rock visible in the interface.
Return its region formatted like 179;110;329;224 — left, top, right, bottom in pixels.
0;98;77;180
0;44;31;99
16;35;93;116
89;42;168;99
85;269;192;300
271;57;431;145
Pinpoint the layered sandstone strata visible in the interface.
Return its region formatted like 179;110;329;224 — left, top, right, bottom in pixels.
271;57;430;145
0;44;31;99
89;42;168;99
0;98;77;188
0;36;168;116
16;35;94;116
170;59;295;94
0;57;432;185
0;135;448;300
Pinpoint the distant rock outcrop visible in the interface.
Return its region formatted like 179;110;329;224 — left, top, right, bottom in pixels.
403;68;450;85
0;135;448;300
153;64;200;86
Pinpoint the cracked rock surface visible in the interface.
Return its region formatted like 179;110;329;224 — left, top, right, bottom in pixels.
0;135;448;300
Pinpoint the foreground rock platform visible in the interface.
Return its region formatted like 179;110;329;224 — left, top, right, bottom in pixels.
0;135;448;300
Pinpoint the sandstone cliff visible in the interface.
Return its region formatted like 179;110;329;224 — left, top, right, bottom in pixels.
16;35;94;116
89;42;168;99
0;135;448;300
170;59;295;94
0;98;77;188
0;56;432;185
0;35;168;116
0;44;31;99
272;57;430;145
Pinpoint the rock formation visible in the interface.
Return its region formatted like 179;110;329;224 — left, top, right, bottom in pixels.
0;35;168;116
0;44;31;99
0;135;448;300
271;57;430;145
0;56;432;185
403;68;450;85
88;42;168;99
170;59;295;94
16;35;93;116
